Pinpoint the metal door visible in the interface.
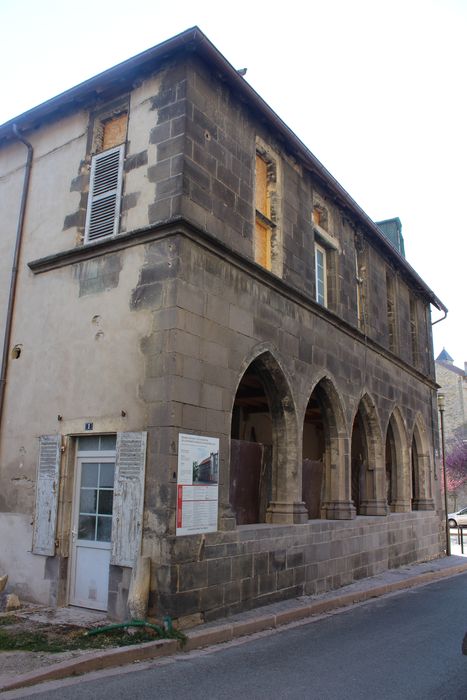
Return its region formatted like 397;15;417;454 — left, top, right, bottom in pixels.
69;457;115;610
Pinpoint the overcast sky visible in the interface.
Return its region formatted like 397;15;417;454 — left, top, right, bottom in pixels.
1;0;465;367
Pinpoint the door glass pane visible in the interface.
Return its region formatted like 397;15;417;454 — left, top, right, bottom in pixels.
100;435;117;451
99;462;115;488
78;514;96;540
98;490;113;515
81;463;99;487
77;436;100;451
97;516;112;542
80;489;97;514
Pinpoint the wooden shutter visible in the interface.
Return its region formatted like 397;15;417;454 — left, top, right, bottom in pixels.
32;435;61;556
85;144;124;243
111;432;147;567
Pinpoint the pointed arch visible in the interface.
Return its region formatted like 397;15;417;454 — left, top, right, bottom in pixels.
230;349;307;525
410;414;434;510
385;407;411;512
350;393;387;515
302;375;354;520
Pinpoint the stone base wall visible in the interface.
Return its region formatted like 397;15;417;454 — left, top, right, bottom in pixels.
157;511;443;622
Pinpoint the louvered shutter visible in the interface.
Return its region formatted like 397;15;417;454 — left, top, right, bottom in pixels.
32;435;61;556
111;432;147;567
84;144;124;243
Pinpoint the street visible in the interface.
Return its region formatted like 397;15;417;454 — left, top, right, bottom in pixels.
7;573;467;700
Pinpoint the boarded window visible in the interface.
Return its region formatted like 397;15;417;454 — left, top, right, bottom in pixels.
111;432;147;567
255;153;274;270
85;144;124;243
32;435;61;556
102;113;127;151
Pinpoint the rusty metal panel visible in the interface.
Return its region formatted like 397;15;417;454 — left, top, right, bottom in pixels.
230;439;272;525
32;435;61;555
111;431;147;567
302;459;323;519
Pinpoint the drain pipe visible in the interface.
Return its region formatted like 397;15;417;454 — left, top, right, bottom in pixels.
0;125;33;429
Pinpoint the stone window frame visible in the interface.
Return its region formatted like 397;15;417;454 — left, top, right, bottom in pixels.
385;268;399;353
83;97;130;245
311;193;339;310
355;232;368;333
254;137;283;277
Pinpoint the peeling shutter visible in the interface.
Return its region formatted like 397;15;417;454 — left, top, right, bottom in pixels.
84;144;124;243
111;432;147;567
32;435;61;556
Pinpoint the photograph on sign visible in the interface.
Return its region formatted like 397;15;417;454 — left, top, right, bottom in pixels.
176;434;219;536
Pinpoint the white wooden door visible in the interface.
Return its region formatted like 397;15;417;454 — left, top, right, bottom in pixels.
70;457;115;610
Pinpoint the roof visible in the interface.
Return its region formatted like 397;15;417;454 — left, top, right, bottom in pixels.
436;348;454;363
0;27;447;314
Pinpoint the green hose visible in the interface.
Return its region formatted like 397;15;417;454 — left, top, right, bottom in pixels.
84;616;186;645
85;619;164;637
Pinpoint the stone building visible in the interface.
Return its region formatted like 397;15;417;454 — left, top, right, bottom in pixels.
435;349;467;510
0;27;446;622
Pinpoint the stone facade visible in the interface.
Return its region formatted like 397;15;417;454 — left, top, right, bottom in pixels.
0;28;445;623
436;354;467;511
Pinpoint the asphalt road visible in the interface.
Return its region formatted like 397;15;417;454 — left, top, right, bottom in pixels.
10;573;467;700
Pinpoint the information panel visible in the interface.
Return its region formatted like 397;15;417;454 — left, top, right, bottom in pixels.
176;433;219;536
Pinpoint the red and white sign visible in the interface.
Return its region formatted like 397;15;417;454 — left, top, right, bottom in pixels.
176;434;219;536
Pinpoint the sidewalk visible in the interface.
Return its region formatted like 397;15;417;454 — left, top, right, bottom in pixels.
1;553;467;693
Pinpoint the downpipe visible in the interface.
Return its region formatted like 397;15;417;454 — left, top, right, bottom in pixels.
0;125;33;431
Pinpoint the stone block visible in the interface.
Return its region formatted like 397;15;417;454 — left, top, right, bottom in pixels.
269;550;286;572
207;558;232;586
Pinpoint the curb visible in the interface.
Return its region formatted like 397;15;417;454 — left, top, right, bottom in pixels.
2;561;467;692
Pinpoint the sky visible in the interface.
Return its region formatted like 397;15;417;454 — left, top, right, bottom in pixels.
1;0;466;367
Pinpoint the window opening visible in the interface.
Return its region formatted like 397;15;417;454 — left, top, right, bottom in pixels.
386;271;397;352
315;243;327;306
255;152;275;270
409;297;419;366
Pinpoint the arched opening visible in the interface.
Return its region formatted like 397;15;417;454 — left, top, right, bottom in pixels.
230;352;306;525
350;396;386;516
351;411;367;514
411;435;418;509
302;378;347;519
410;416;434;511
302;390;325;519
385;421;396;507
230;361;272;525
385;409;410;512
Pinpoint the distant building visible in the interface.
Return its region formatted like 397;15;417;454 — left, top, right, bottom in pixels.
435;350;467;510
436;349;467;444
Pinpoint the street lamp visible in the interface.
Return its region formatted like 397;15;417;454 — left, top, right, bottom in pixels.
437;392;451;556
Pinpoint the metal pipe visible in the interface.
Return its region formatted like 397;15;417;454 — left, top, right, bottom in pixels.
0;125;33;427
431;309;448;326
437;393;451;555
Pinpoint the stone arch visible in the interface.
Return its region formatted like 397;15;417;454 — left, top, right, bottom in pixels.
350;393;387;515
410;414;434;510
302;375;355;520
385;407;411;512
229;348;307;525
